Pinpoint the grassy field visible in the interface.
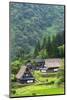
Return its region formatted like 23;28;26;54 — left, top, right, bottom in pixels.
11;84;64;97
33;70;57;83
11;58;64;97
11;70;64;97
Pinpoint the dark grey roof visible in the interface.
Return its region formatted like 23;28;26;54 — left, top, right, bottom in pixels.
31;59;45;63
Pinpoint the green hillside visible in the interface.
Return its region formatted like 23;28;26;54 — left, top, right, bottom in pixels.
10;3;64;60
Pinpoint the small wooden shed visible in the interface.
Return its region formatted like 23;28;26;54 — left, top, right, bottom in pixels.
16;66;35;84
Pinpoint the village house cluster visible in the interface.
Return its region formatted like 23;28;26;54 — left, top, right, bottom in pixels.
16;59;61;84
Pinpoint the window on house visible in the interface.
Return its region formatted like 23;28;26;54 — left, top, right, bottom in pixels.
54;68;58;72
27;80;33;83
26;74;28;76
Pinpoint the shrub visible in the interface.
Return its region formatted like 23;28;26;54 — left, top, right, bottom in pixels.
55;77;64;86
45;79;48;82
32;93;36;96
11;74;17;82
45;80;54;85
11;89;16;94
56;69;64;78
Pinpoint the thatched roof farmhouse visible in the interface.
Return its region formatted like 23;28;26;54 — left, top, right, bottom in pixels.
16;66;35;83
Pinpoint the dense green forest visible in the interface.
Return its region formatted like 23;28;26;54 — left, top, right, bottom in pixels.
10;3;64;61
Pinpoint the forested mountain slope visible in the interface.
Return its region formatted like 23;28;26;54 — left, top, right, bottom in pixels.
10;3;64;60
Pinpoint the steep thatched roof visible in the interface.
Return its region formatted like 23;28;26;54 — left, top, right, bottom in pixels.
45;58;61;68
16;66;27;79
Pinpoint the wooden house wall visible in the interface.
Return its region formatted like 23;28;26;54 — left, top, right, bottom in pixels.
46;67;59;73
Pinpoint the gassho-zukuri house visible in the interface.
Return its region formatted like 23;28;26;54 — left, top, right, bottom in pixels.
40;58;61;73
16;66;35;84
